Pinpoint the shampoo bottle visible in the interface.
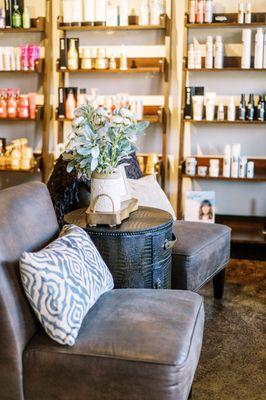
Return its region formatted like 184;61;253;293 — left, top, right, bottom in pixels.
241;29;252;69
214;36;223;69
254;28;264;69
205;36;213;69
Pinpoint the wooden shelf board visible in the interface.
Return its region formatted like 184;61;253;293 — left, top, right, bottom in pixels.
58;67;162;73
186;22;266;28
58;24;166;31
182;174;266;182
185;68;266;72
0;27;44;33
57;115;160;124
184;119;266;125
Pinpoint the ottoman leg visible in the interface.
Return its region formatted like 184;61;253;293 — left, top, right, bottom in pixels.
213;268;225;300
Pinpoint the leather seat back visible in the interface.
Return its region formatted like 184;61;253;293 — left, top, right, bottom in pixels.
0;182;59;400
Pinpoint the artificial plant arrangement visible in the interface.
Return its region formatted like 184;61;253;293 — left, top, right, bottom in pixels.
63;101;149;215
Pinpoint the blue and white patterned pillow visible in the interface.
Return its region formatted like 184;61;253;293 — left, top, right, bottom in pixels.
20;224;114;346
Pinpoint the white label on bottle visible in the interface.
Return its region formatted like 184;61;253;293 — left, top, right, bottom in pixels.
83;0;94;22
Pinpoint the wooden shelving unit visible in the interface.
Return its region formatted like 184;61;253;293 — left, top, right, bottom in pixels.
178;12;266;254
56;13;171;188
0;4;52;190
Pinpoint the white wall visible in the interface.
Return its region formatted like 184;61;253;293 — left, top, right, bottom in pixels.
182;0;266;216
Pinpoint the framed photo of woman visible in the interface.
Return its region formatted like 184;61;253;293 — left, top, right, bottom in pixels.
184;191;215;224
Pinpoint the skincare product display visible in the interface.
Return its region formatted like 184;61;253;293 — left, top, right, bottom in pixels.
188;0;213;24
1;2;32;29
59;40;130;71
61;0;165;27
0;45;41;72
185;88;266;122
58;89;144;121
0;138;35;171
0;89;37;119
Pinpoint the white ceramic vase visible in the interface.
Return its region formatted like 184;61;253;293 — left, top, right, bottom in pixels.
90;172;124;213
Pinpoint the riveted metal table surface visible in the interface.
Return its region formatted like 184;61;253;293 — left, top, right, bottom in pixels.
64;207;174;289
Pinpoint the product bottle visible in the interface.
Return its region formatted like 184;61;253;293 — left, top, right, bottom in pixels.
223;144;231;178
238;94;246;120
241;29;252;69
67;39;79;70
120;45;127;70
214;36;223;69
106;1;118;26
94;0;107;26
247;94;254;121
231;143;241;178
81;47;92;69
204;0;213;24
83;0;94;26
62;0;72;25
254;28;264;69
188;0;196;24
245;1;252;24
228;96;236;121
77;88;87;107
238;1;244;24
71;0;83;26
239;157;247;178
184;74;193;120
139;0;149;26
12;5;22;28
205;36;213;69
257;96;265;121
150;0;161;25
188;43;195;69
196;0;204;24
0;90;7;118
18;95;29;119
263;32;266;69
109;53;117;70
194;38;202;69
119;0;128;26
217;104;225;121
22;8;30;28
66;88;76;120
7;90;17;118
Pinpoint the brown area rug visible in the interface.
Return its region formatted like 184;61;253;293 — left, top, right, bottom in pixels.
193;259;266;400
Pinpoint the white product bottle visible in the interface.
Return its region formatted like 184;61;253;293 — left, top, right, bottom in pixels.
241;29;252;69
62;0;72;25
71;0;83;26
214;36;223;69
205;36;213;69
188;44;195;69
83;0;94;25
107;2;118;26
245;1;252;24
263;32;266;69
120;45;128;70
239;157;247;178
217;104;225;120
196;0;204;24
223;144;231;178
119;0;128;26
204;0;213;24
188;0;196;24
194;39;202;69
94;0;107;25
254;28;264;69
238;1;244;24
231;143;241;178
228;96;236;121
139;0;149;26
150;0;161;26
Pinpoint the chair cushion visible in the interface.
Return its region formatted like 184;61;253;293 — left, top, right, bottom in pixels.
24;289;204;400
172;221;231;291
20;224;114;346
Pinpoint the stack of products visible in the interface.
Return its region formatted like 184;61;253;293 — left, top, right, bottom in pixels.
184;85;266;122
61;0;165;27
0;89;37;119
0;1;31;29
0;45;41;71
58;88;144;121
0;138;35;171
59;39;128;71
185;144;255;180
188;0;253;25
187;29;266;70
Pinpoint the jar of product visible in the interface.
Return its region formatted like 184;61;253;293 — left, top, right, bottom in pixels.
11;146;21;170
198;166;208;176
209;159;220;177
109;54;117;70
20;146;33;170
95;48;108;69
18;96;29;119
185;157;197;176
81;48;92;70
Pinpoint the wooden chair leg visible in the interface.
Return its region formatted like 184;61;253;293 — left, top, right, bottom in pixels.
213;268;225;300
188;387;193;399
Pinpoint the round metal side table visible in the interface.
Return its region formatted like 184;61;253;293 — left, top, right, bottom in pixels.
64;207;175;289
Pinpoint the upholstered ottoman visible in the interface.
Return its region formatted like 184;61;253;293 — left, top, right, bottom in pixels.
24;289;204;400
172;221;231;299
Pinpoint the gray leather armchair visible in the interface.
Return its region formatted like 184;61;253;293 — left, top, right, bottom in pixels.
0;182;204;400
